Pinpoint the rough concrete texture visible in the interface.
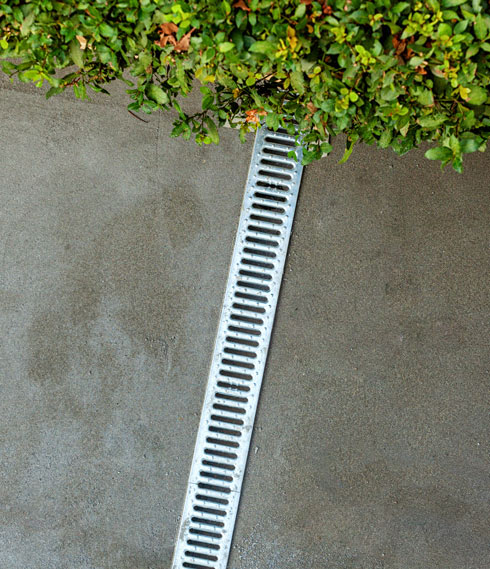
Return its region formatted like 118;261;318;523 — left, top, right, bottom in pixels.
0;75;489;569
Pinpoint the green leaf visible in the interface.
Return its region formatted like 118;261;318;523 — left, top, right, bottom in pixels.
0;39;8;50
99;23;117;39
1;61;16;74
69;41;84;68
350;9;369;23
202;94;215;110
426;0;440;10
321;142;333;154
222;0;231;15
474;14;487;40
20;12;35;36
265;113;280;131
417;89;434;106
294;4;306;19
454;20;468;34
424;146;452;161
218;42;235;53
442;0;466;7
399;115;410;137
230;30;244;51
442;9;458;19
73;83;87;100
204;116;219;144
290;70;305;95
392;2;410;14
452;156;463;174
146;84;169;105
249;41;276;55
20;69;42;82
418;114;447;128
409;56;425;67
465;85;487;105
46;86;63;99
437;23;452;38
338;139;355;164
379;129;393;148
302;147;322;165
235;9;247;29
460;135;482;153
466;45;480;57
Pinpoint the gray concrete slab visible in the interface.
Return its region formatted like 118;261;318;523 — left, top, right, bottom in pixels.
0;76;489;569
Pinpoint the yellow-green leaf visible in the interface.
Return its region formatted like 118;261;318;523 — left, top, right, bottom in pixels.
219;42;234;53
69;41;84;68
290;70;305;95
147;84;169;105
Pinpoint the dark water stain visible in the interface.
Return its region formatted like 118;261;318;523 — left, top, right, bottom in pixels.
20;187;207;567
26;185;202;381
0;289;21;312
162;183;205;250
24;188;205;452
91;542;173;569
280;455;484;566
400;315;468;352
27;310;71;386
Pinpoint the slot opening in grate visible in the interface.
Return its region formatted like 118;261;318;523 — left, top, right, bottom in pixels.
242;247;276;259
183;562;215;569
230;302;266;314
216;381;250;392
218;369;253;381
236;280;270;292
262;147;289;158
258;169;291;181
249;214;283;225
264;135;295;147
238;269;272;281
253;191;287;203
187;539;221;551
260;158;294;170
184;551;219;561
189;528;223;539
256;180;289;191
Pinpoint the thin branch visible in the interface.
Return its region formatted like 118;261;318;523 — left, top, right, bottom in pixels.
128;110;149;122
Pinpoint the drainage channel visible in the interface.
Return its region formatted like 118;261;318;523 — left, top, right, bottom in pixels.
171;125;304;569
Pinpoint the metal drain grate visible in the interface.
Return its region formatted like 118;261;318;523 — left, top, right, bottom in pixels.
171;125;304;569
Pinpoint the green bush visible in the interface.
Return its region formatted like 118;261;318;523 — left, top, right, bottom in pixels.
1;0;489;170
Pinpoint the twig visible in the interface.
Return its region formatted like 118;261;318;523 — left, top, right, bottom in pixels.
128;110;149;122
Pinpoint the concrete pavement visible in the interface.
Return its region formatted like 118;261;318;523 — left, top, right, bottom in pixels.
0;75;489;569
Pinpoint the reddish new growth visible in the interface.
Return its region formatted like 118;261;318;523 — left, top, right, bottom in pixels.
245;109;267;124
155;23;195;52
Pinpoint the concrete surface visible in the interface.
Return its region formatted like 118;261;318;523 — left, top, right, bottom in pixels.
0;74;489;569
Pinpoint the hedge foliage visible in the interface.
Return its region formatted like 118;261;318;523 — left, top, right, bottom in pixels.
1;0;490;170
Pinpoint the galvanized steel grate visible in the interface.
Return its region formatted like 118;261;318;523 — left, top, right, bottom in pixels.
172;125;304;569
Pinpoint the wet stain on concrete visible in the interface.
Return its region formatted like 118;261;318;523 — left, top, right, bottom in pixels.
27;311;71;386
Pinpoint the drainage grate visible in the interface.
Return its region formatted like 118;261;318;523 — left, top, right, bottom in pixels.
171;125;304;569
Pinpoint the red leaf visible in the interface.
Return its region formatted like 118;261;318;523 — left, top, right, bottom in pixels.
154;23;195;53
160;22;178;35
174;27;195;53
234;0;251;11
